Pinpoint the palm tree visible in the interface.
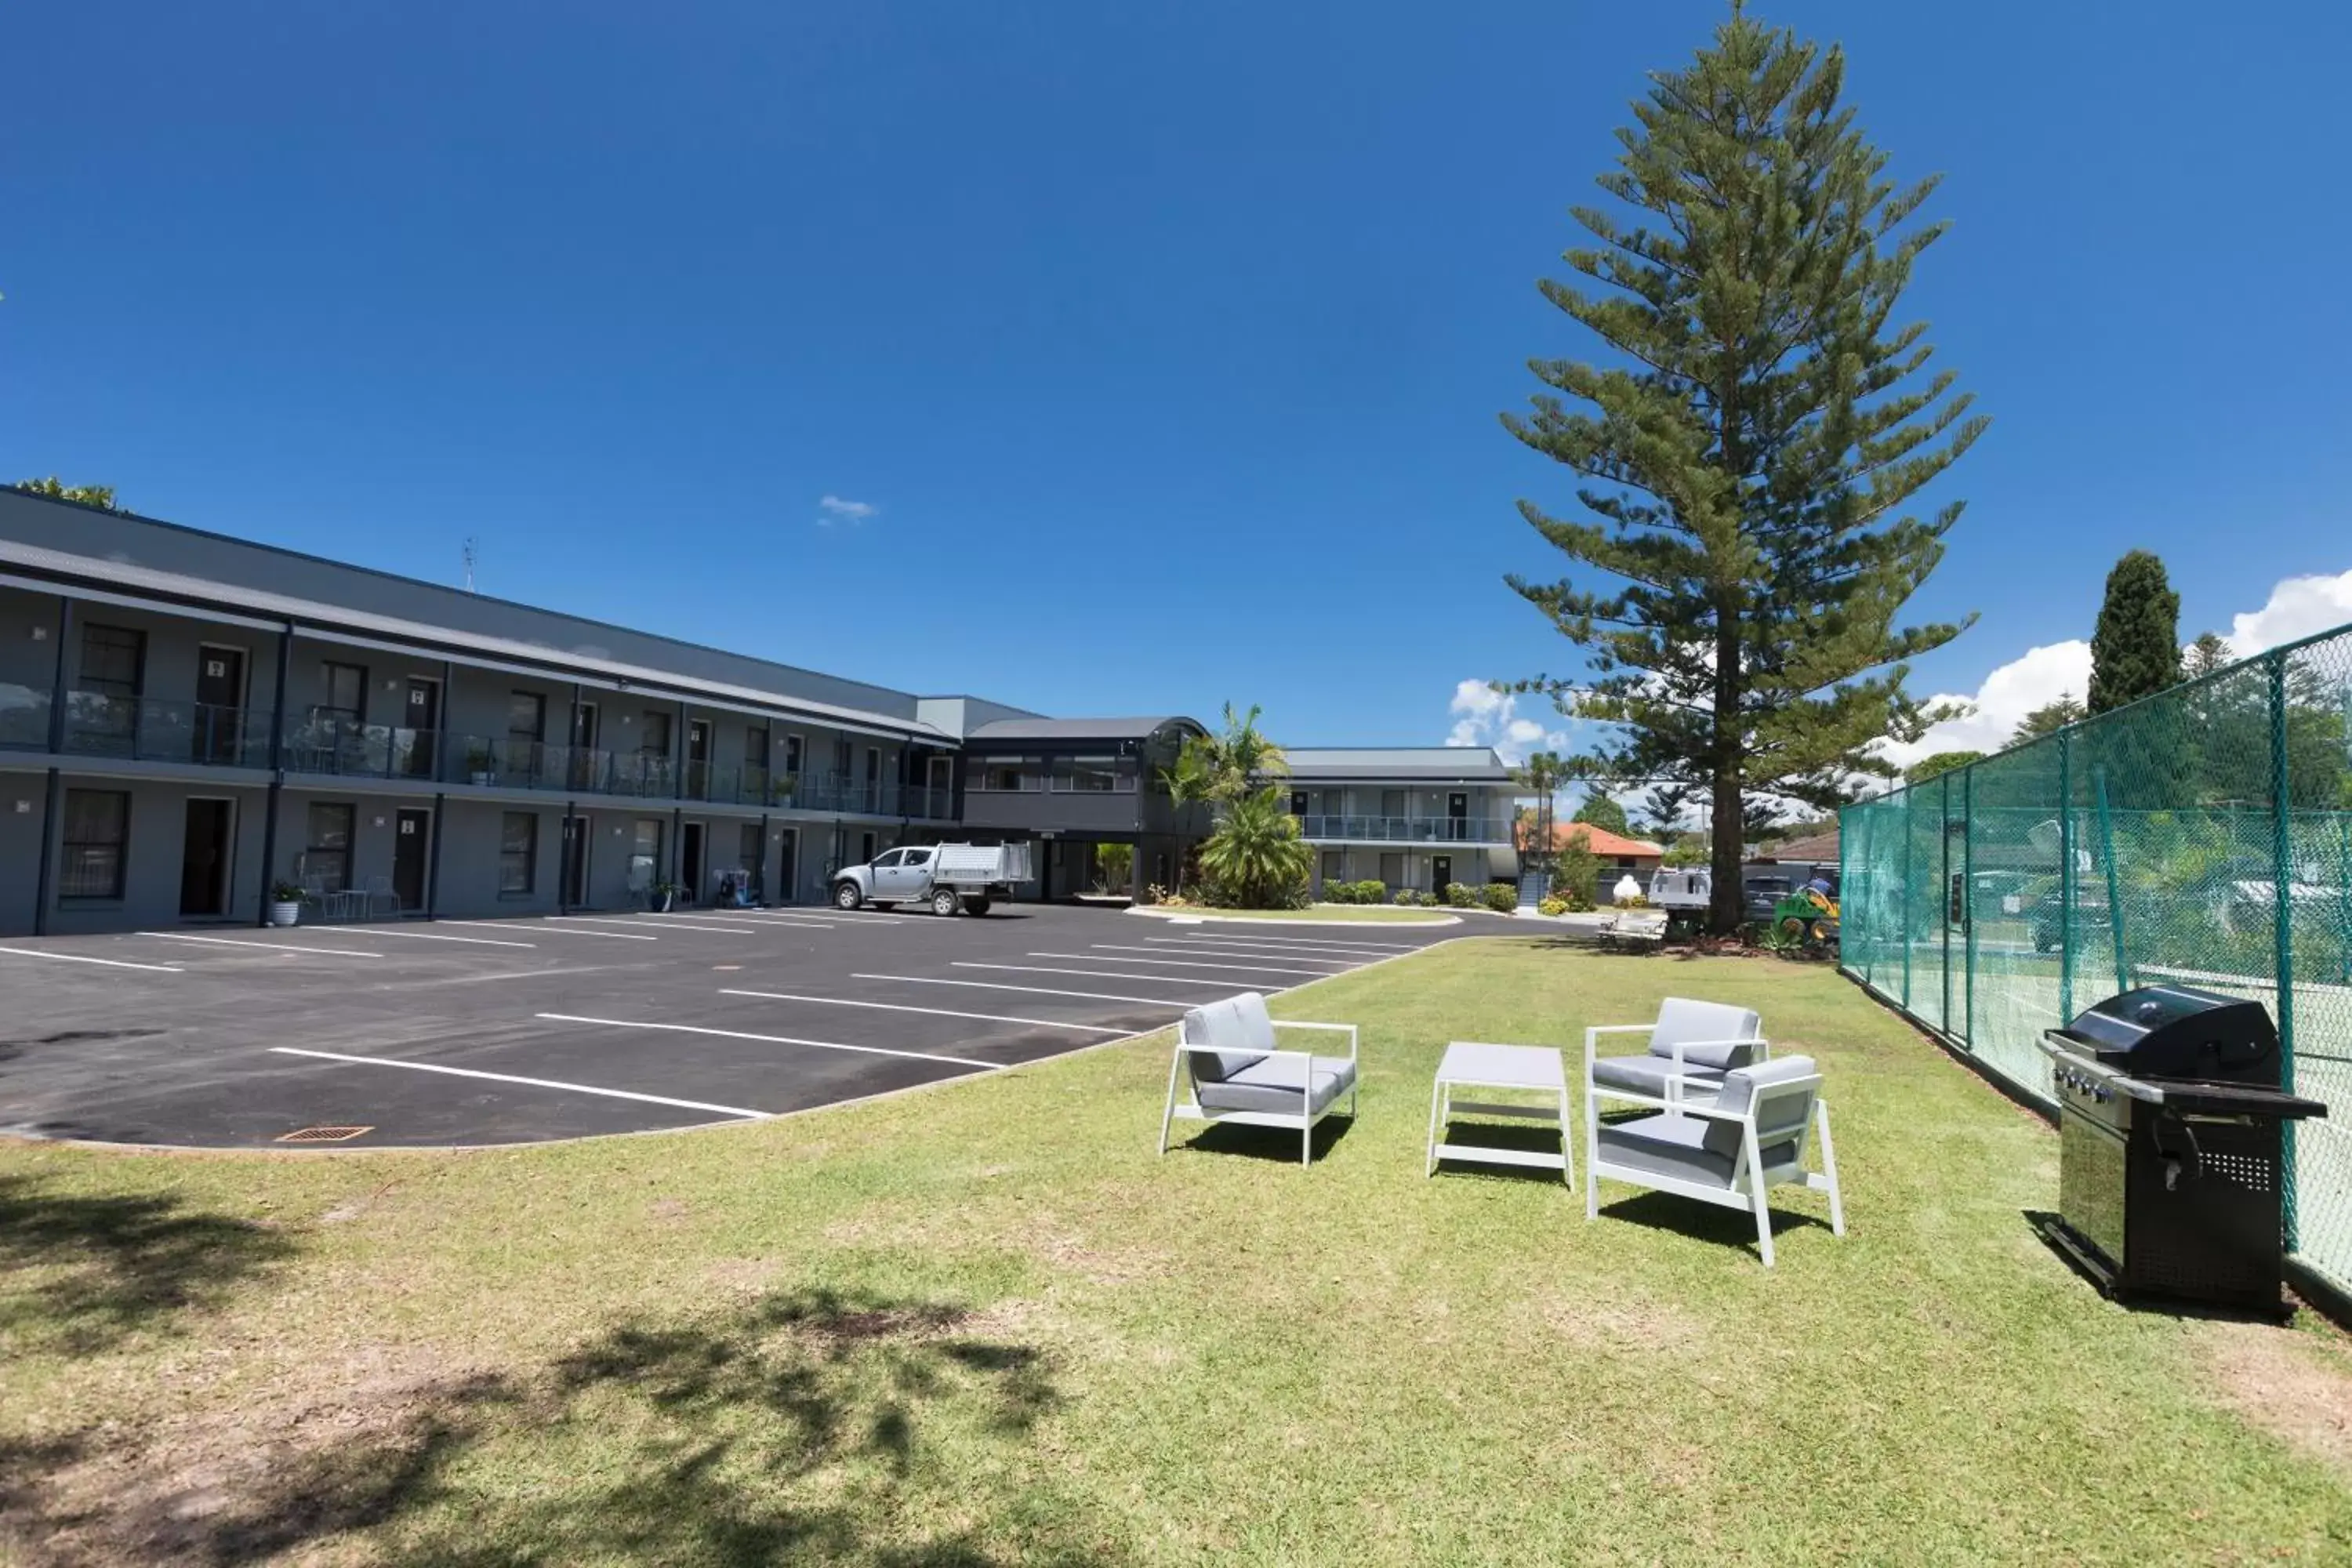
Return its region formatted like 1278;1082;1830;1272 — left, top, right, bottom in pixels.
1196;702;1289;802
1197;785;1315;908
1158;741;1216;899
1512;750;1567;885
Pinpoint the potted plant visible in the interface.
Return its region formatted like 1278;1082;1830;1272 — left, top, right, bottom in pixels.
267;880;304;927
466;742;497;786
650;878;681;913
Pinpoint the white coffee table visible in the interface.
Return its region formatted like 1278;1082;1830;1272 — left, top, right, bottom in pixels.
1426;1040;1573;1186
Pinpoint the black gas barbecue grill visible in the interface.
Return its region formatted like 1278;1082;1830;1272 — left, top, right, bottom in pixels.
2037;984;2325;1316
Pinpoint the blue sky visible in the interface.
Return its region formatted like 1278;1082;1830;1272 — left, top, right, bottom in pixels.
5;2;2349;768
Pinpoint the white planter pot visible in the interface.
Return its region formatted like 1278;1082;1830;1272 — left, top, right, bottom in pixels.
267;900;301;927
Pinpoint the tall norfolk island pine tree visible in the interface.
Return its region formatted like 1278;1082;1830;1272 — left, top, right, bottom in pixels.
1501;10;1986;933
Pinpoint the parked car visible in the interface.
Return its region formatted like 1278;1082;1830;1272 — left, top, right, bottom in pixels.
831;842;1033;916
1744;876;1794;923
2030;891;2111;953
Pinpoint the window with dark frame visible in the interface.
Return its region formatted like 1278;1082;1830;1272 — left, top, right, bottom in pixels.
781;733;803;777
305;802;356;893
60;789;129;898
746;726;770;771
78;624;145;699
499;811;538;895
641;710;672;756
320;662;367;724
507;691;546;745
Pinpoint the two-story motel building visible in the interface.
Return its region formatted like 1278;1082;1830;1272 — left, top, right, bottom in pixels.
0;489;1514;935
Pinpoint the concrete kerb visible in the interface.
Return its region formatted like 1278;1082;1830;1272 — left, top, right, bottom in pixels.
16;931;1508;1159
1123;906;1461;930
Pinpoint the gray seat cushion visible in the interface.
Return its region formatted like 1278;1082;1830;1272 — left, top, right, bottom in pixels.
1589;1054;1726;1099
1596;1112;1799;1189
1193;1054;1358;1118
1183;993;1278;1083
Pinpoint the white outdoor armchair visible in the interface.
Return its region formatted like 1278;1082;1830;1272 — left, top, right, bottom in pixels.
1585;996;1768;1107
1585;1054;1845;1267
1160;992;1360;1167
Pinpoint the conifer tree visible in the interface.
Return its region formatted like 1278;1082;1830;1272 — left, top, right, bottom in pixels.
1502;9;1984;931
2088;550;2182;713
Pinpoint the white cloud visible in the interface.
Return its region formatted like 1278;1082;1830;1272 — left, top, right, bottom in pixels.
1874;564;2352;779
816;494;878;528
1446;678;1569;765
2225;569;2352;658
1874;639;2092;771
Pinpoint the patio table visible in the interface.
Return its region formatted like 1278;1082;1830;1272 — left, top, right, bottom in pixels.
1425;1040;1573;1186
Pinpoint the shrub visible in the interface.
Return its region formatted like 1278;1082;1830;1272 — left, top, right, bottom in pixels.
1444;881;1479;909
1321;880;1358;905
1616;891;1652;909
1482;883;1516;913
1415;890;1442;908
1356;879;1387;904
1392;887;1418;906
1538;895;1570;916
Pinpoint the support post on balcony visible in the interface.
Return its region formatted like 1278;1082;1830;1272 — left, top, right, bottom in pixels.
45;595;73;755
32;597;72;935
673;699;688;802
757;811;769;902
670;804;684;890
425;790;447;918
437;660;455;782
255;621;296;927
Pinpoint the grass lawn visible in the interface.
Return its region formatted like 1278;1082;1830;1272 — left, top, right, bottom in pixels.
6;940;2352;1565
1141;904;1457;924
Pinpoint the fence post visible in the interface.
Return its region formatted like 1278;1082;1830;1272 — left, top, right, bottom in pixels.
2270;651;2299;1254
2059;732;2074;1024
1962;763;1974;1048
1941;768;1953;1030
1900;788;1913;1011
2094;765;2131;991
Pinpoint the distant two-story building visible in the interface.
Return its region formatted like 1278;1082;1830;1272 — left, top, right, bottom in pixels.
1285;747;1518;897
0;490;1512;935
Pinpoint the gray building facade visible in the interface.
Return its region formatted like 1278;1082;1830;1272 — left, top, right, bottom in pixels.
0;490;1512;934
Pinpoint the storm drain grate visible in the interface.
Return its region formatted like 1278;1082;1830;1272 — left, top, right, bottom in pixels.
275;1125;375;1144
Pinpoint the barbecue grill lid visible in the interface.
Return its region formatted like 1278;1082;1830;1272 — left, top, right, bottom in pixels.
2056;984;2280;1083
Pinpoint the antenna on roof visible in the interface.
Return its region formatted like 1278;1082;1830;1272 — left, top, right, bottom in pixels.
462;537;477;593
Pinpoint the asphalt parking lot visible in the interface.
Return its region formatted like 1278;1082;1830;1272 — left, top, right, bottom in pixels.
0;905;1457;1149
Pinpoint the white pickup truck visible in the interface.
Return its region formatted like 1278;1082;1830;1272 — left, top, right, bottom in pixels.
830;842;1034;916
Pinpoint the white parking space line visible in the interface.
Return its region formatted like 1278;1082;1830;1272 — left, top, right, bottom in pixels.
1147;934;1420;953
1113;941;1355;964
1080;944;1352;971
535;1013;1001;1070
455;920;655;941
855;973;1221;1007
336;927;537;949
550;916;751;935
696;913;840;928
267;1047;770;1119
956;962;1251;988
662;912;837;930
718;989;1131;1035
0;946;183;973
1029;950;1344;977
138;932;383;958
826;909;927;923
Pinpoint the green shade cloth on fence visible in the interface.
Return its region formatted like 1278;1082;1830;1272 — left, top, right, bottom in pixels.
1842;630;2352;1296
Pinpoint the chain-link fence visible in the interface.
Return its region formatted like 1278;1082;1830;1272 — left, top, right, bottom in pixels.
1840;626;2352;1303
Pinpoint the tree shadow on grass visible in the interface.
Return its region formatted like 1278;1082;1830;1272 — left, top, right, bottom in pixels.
0;1173;299;1356
6;1286;1118;1568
